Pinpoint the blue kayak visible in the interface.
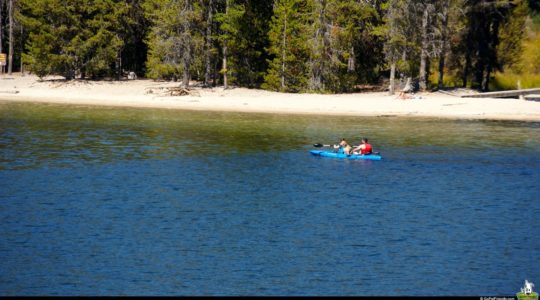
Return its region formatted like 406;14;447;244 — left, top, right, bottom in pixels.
310;150;382;161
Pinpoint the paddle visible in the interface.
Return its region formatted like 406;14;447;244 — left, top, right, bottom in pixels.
313;143;333;147
313;143;360;148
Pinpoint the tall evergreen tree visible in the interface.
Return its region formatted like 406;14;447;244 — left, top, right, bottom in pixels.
117;0;149;77
7;0;13;74
203;0;215;86
417;0;435;91
232;0;273;87
324;0;383;91
263;0;312;92
215;0;244;89
379;0;410;94
20;0;125;79
497;0;528;73
0;0;3;56
144;0;202;86
308;0;328;91
460;0;517;91
436;0;450;89
345;0;385;85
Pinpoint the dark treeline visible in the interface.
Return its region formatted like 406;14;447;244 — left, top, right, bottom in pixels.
2;0;538;93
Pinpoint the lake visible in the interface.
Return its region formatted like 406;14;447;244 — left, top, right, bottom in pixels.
1;101;539;296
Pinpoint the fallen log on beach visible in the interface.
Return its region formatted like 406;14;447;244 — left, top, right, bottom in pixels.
145;86;200;97
461;88;540;99
166;87;191;96
525;94;540;101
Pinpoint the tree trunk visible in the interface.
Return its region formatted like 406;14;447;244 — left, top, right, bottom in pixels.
437;0;449;90
222;0;229;89
204;0;213;87
116;48;122;80
213;58;218;87
280;14;286;90
482;66;491;92
437;55;446;90
20;23;23;75
482;15;501;92
183;64;190;88
181;0;193;88
418;6;429;91
347;47;355;72
8;0;13;75
0;0;3;55
389;61;396;95
462;26;473;88
222;41;228;89
462;48;471;88
309;0;326;91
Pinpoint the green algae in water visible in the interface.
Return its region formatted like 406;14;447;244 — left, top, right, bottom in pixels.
1;100;539;170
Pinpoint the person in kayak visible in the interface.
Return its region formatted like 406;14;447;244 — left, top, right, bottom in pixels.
352;138;373;155
334;138;352;154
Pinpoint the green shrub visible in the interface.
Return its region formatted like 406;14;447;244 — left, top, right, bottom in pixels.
428;71;464;89
491;72;540;90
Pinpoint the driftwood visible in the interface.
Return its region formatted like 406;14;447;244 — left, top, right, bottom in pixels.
145;86;200;97
461;88;540;99
437;89;461;97
525;94;540;101
166;87;191;96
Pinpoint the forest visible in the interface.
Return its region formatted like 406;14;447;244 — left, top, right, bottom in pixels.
1;0;539;93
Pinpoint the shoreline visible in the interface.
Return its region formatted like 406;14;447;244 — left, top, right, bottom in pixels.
1;74;540;122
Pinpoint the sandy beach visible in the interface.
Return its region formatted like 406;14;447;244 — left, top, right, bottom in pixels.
0;73;539;121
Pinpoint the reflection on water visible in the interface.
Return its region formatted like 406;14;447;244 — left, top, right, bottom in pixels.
0;101;539;295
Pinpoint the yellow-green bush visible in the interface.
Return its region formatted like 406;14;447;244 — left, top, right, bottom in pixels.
428;71;464;89
491;72;540;90
520;35;540;74
490;24;540;90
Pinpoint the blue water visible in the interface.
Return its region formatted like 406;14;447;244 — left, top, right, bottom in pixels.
1;102;539;295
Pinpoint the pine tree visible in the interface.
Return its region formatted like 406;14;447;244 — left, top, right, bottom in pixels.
232;0;273;87
497;0;528;73
265;0;383;93
8;0;13;74
341;0;384;85
144;0;202;86
116;0;149;78
436;0;450;89
308;0;327;91
378;0;410;95
203;0;215;86
20;0;125;79
459;0;517;91
417;1;434;91
0;0;3;56
321;0;383;92
215;0;244;88
263;0;312;92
